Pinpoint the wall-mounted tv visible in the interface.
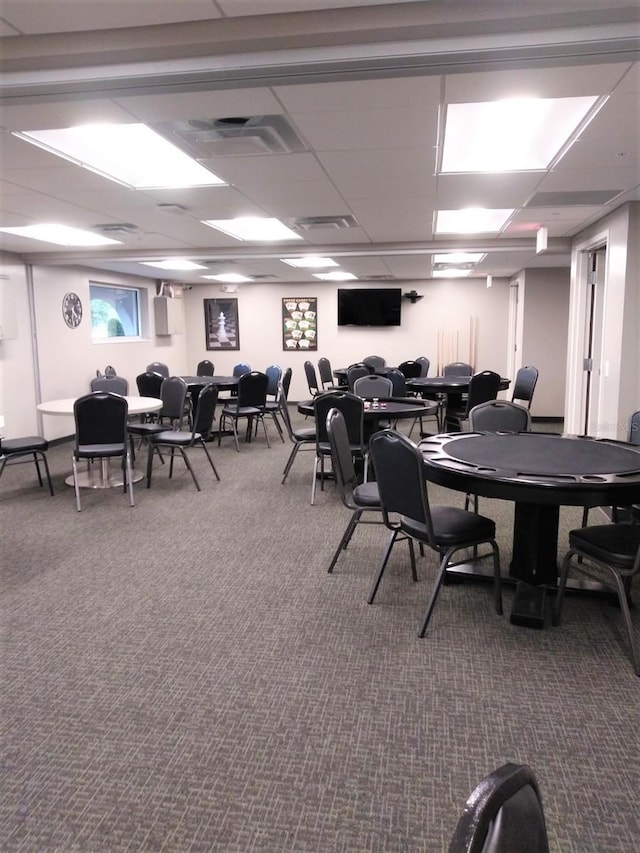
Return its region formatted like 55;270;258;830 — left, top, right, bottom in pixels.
337;287;402;327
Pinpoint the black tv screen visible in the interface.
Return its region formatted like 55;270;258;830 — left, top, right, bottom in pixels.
337;288;402;327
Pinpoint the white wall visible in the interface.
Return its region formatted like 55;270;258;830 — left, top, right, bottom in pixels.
519;267;570;417
183;276;512;403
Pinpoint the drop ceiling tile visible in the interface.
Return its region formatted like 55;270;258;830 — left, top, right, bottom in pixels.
437;173;542;209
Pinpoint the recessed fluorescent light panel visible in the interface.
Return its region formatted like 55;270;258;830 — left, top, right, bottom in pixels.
202;218;302;241
0;223;121;246
441;96;598;172
435;208;514;234
432;268;472;278
14;124;226;189
433;253;485;264
202;273;253;283
141;260;207;271
312;271;358;281
280;256;338;268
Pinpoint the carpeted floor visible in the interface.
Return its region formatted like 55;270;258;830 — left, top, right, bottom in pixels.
1;409;638;852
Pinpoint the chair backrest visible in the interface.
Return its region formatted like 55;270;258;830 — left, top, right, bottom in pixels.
362;355;386;370
265;364;283;397
628;410;640;444
196;359;215;376
159;376;188;421
146;361;169;378
304;360;320;396
74;392;129;449
416;356;430;376
136;371;164;398
386;368;407;397
469;400;531;433
346;364;371;391
369;429;434;539
465;371;501;414
237;371;268;407
191;383;219;441
353;374;394;399
233;362;251;378
314;391;364;447
448;763;549;853
281;367;293;399
104;365;117;377
317;357;334;388
511;365;539;409
90;375;129;395
326;408;359;505
398;360;422;379
444;362;473;376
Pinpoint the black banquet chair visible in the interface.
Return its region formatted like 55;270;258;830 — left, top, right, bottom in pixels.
146;383;221;491
511;365;538;410
196;359;215;376
445;370;501;432
326;408;383;573
553;522;640;676
448;762;549;853
0;435;54;496
218;370;270;452
72;392;134;512
367;429;502;637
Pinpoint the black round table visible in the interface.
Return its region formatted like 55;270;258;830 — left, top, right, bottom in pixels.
420;431;640;626
298;397;438;425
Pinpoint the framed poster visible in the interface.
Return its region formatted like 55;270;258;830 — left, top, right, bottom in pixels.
204;298;240;350
282;297;317;351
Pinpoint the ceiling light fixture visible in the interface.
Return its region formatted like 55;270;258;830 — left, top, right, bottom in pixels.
435;208;514;234
141;259;207;271
313;271;357;281
280;256;338;268
0;223;122;247
202;217;302;241
440;96;598;173
13;124;226;189
202;273;253;283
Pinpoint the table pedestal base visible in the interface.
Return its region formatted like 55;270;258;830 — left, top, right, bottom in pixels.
64;459;144;489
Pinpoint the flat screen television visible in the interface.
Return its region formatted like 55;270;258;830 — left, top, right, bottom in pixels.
337;288;402;327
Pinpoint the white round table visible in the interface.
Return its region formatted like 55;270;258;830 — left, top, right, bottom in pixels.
37;395;163;488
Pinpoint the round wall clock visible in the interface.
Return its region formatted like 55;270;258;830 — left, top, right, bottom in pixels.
62;292;83;328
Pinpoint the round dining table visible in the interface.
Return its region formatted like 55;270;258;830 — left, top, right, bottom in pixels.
420;430;640;627
37;395;162;488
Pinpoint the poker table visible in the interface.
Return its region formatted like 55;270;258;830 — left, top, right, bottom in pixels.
420;430;640;627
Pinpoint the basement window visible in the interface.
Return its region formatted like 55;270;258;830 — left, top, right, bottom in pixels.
90;283;141;340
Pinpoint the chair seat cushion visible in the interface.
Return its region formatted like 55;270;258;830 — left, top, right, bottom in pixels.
153;430;196;446
401;506;495;547
353;481;381;508
128;423;165;436
76;443;126;457
569;524;640;569
1;436;48;454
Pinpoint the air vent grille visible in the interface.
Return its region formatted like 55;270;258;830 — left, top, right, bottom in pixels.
155;115;307;157
292;215;359;230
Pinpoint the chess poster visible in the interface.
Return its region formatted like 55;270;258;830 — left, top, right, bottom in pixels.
282;298;317;351
204;298;240;350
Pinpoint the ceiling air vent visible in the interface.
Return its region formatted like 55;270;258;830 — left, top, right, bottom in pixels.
292;215;359;231
94;222;138;235
154;115;307;157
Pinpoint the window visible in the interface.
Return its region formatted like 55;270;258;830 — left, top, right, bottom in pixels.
90;283;141;339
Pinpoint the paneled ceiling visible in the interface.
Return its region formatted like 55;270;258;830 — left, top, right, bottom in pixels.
0;0;638;286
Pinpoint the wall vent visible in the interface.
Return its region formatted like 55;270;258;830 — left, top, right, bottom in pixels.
292;215;359;230
155;115;307;157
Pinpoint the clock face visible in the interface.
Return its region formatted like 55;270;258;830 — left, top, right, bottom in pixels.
62;292;83;328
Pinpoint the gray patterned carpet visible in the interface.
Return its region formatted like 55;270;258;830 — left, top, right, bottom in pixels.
1;409;638;852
